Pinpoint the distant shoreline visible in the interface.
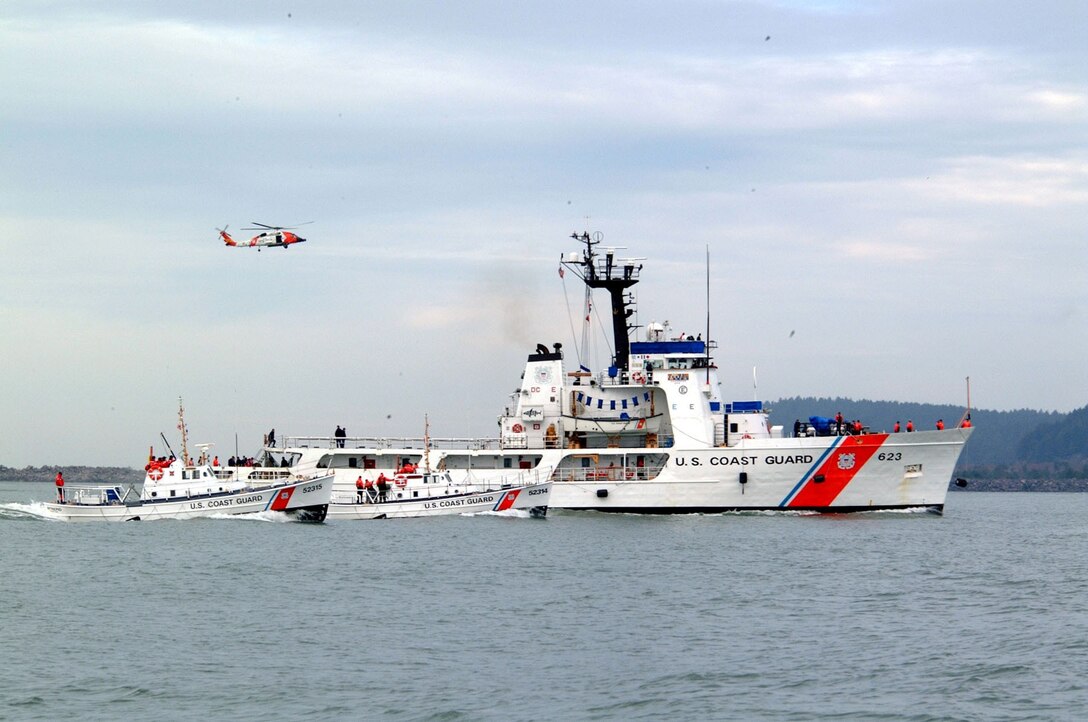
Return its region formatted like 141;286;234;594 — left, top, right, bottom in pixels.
0;466;143;485
951;479;1087;492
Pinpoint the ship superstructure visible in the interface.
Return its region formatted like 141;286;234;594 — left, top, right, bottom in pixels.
251;232;971;514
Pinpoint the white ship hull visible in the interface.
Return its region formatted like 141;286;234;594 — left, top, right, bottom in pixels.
43;475;334;522
545;430;969;513
287;428;968;515
327;482;550;520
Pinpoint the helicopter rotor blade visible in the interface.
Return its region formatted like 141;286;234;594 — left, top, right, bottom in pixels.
241;221;314;230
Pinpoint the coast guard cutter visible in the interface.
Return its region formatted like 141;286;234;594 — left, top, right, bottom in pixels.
248;231;973;514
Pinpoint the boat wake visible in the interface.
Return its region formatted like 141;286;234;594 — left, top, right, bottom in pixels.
462;508;534;519
0;501;65;521
858;506;937;516
0;503;299;524
713;508;820;517
205;510;294;523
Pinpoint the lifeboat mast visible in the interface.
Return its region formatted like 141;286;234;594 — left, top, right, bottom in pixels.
561;232;643;373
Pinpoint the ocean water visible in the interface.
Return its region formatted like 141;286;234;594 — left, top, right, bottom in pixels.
1;482;1085;721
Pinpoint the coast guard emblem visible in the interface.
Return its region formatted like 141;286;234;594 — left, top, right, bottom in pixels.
837;453;856;470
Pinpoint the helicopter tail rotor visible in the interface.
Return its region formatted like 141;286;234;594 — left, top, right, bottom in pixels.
218;225;237;246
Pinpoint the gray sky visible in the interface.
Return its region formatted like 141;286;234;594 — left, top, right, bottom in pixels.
2;1;1086;466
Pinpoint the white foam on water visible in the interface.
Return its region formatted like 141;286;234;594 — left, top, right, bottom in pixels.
205;510;293;523
462;508;533;519
0;501;66;521
861;506;935;515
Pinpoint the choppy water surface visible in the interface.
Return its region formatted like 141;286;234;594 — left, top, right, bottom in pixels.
1;483;1085;721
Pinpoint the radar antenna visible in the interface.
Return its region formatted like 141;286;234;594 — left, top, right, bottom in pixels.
560;232;644;371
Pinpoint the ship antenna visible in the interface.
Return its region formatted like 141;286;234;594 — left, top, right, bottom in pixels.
958;376;972;427
177;396;190;466
423;414;431;474
706;243;711;386
159;432;177;461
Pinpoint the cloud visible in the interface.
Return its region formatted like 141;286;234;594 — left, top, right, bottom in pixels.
908;155;1088;207
838;240;933;263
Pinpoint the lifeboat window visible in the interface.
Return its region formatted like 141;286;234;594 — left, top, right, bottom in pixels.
170;490;176;497
348;457;358;468
730;423;739;433
504;458;512;468
413;491;419;497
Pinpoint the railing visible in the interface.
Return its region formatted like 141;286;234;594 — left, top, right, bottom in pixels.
281;435;503;451
465;466;554;489
245;469;292;481
552;465;665;483
66;485;134;506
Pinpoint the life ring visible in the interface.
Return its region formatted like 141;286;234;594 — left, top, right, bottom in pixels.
742;434;752;439
148;467;164;481
394;476;408;488
632;371;646;384
511;423;524;434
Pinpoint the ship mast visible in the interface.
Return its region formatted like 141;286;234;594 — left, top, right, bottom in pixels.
561;232;642;372
177;396;191;466
423;414;431;474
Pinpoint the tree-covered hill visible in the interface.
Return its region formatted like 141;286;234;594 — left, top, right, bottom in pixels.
767;397;1082;466
0;466;143;484
1016;405;1088;463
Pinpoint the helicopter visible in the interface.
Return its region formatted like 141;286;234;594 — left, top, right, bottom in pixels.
219;222;312;250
